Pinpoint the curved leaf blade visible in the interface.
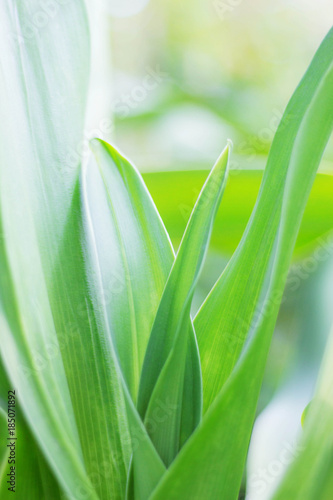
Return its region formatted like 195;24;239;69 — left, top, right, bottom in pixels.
82;141;172;500
149;27;333;500
195;27;333;412
0;2;97;497
138;145;230;466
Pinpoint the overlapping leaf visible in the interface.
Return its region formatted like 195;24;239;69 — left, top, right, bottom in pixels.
195;27;333;411
0;2;97;497
81;139;175;500
0;3;147;500
1;2;332;500
137;145;229;466
149;26;333;500
86;140;174;399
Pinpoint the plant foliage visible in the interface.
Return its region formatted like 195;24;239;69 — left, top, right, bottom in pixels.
0;3;332;499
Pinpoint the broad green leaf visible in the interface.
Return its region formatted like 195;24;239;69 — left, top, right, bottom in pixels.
82;140;171;500
0;2;97;498
138;145;229;466
49;182;131;499
150;27;333;500
272;326;333;500
1;4;160;500
144;170;333;257
0;3;136;500
88;139;174;400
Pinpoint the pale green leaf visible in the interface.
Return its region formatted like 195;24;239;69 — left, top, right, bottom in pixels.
88;139;174;400
0;2;97;498
82;140;170;500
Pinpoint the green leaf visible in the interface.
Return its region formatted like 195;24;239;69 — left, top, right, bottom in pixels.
196;26;333;413
88;139;174;400
137;145;229;466
149;27;333;500
83;140;171;500
0;2;97;498
50;181;131;499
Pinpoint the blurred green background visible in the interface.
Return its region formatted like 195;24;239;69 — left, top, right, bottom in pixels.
108;0;333;171
89;0;333;259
